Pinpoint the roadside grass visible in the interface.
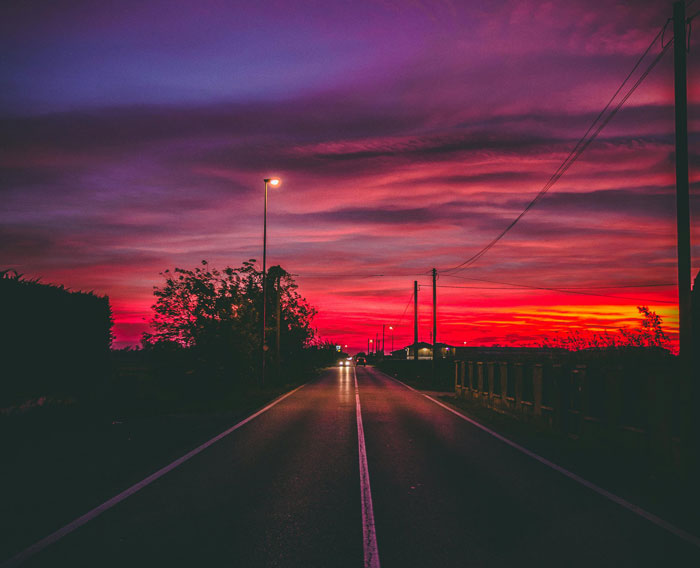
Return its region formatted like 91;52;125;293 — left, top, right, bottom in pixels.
0;376;306;562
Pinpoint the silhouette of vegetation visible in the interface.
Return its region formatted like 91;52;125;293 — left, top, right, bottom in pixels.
539;306;672;354
0;270;112;409
139;260;316;401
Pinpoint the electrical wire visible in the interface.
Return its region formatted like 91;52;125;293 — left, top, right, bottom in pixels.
393;290;415;327
440;21;674;276
297;271;425;281
427;283;676;305
318;14;683;340
441;273;676;289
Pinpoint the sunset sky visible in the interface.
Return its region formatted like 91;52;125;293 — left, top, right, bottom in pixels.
2;0;698;352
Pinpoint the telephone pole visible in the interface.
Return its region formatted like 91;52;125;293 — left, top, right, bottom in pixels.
432;268;437;381
414;280;419;361
432;268;437;358
382;324;386;357
673;0;695;471
674;1;691;365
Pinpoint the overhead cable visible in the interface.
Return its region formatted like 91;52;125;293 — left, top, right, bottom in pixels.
427;282;676;305
394;290;415;327
441;21;674;275
441;273;675;289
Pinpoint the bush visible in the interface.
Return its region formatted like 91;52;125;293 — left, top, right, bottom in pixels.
0;271;112;407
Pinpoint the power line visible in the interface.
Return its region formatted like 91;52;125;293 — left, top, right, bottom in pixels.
426;281;676;305
441;20;674;276
441;274;676;289
298;271;426;280
393;290;415;327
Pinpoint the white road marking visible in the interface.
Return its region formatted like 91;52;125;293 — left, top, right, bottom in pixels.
383;372;700;550
354;367;381;568
1;384;307;568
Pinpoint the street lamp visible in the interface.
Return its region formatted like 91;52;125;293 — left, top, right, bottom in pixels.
261;177;280;385
369;338;373;355
389;326;394;353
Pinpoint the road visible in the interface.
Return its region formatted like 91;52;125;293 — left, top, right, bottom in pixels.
6;366;700;567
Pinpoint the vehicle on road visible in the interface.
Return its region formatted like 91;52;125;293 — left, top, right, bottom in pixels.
355;356;366;366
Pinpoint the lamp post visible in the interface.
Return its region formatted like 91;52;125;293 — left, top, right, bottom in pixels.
389;326;394;353
369;339;373;356
261;177;280;386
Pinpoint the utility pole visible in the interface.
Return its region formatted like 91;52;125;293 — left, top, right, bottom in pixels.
432;268;437;358
432;268;437;382
382;324;385;357
414;280;419;361
673;0;695;471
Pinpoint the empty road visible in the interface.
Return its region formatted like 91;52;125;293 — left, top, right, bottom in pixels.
7;366;700;567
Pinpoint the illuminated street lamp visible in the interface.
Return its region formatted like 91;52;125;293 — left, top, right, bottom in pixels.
389;326;394;353
261;177;280;385
369;338;373;355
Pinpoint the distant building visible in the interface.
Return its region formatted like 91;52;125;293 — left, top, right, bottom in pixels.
390;348;407;359
401;342;455;360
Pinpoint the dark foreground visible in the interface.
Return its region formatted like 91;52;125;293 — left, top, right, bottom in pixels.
4;366;699;567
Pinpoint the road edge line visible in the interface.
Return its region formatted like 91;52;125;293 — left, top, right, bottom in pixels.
379;371;700;549
354;367;381;568
1;383;307;568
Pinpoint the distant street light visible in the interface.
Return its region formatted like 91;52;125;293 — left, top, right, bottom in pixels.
369;338;373;355
389;326;394;353
261;177;280;386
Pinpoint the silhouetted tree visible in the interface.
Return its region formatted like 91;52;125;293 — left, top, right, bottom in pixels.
618;306;670;350
142;260;315;386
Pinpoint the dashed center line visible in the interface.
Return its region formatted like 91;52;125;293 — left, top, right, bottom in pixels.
354;368;381;568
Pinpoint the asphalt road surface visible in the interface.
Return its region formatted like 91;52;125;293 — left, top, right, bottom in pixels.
6;366;700;567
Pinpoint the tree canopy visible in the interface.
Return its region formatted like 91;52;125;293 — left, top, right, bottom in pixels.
142;260;316;384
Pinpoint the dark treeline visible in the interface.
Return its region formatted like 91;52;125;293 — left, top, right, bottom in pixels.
1;262;339;422
110;260;336;416
0;270;112;409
